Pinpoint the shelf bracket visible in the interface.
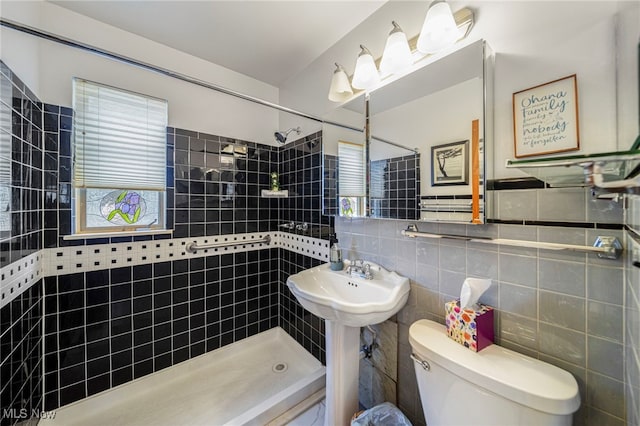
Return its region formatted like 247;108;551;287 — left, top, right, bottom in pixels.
592;236;623;260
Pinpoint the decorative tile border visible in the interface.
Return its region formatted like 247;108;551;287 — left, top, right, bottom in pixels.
275;232;330;262
0;251;43;310
1;232;330;309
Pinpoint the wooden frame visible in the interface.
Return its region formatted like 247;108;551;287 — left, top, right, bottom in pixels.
513;74;580;158
431;140;469;186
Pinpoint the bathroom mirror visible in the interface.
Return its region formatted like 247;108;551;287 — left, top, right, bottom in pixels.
368;39;493;223
322;94;367;217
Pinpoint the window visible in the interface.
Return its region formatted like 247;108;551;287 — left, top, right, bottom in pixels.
72;78;168;234
338;140;366;217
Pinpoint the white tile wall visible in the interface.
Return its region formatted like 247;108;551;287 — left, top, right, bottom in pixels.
0;251;43;310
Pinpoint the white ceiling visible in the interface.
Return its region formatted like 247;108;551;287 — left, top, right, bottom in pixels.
49;1;387;87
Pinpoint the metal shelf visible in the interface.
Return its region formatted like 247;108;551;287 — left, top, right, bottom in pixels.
261;190;289;198
505;150;640;193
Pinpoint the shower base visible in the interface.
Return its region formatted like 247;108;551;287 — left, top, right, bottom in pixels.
42;327;325;426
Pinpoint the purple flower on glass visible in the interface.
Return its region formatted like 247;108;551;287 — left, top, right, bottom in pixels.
105;190;143;224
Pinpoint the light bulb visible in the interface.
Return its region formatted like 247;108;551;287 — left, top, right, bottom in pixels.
380;21;413;77
351;45;380;91
417;0;460;54
328;63;353;102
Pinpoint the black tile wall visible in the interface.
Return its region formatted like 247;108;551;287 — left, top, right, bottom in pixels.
172;130;279;238
42;104;73;249
0;60;42;267
0;283;43;426
0;60;44;426
276;132;329;364
370;154;420;220
279;132;333;239
278;248;325;364
43;249;280;410
322;154;338;216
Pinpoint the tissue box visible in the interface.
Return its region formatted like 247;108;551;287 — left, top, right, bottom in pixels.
445;300;494;352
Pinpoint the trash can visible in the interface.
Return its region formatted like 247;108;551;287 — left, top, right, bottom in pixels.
350;402;412;426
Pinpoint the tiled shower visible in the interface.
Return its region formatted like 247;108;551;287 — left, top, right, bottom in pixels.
0;60;328;424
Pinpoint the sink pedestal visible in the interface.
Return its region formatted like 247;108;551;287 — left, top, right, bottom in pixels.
285;262;410;425
324;320;360;426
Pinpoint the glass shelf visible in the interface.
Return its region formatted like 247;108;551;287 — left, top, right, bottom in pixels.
261;189;289;198
506;150;640;191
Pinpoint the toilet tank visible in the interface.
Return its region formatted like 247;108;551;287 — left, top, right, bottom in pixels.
409;320;580;426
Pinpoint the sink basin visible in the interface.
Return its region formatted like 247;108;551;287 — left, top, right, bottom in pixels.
286;261;410;327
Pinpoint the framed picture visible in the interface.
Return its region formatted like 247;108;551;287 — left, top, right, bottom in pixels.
513;74;580;158
431;140;469;186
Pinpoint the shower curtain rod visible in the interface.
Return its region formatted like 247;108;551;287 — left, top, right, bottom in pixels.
371;135;419;154
0;18;363;134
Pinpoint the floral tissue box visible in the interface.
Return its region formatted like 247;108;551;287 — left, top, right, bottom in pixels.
445;300;494;352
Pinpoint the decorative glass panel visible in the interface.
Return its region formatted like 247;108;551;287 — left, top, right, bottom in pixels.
82;188;162;230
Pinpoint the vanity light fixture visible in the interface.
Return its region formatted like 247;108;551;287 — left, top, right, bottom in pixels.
327;3;474;102
379;21;413;78
351;45;380;91
417;0;460;54
328;63;354;102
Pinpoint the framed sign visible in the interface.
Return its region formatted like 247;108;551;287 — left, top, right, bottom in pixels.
513;74;580;158
431;140;469;186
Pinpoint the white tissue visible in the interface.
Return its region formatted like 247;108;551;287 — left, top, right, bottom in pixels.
459;278;492;309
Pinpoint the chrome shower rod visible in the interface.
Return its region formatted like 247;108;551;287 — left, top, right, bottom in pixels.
0;18;363;134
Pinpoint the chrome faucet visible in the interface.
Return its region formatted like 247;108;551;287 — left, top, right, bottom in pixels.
346;259;373;279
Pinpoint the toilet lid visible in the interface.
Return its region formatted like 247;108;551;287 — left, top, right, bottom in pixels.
409;319;580;415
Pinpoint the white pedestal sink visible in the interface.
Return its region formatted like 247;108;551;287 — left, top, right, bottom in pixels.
287;261;410;426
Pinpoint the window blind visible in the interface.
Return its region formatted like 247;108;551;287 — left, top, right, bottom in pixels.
338;140;366;197
73;78;168;191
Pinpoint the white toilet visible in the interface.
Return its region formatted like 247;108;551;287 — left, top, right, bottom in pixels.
409;320;580;426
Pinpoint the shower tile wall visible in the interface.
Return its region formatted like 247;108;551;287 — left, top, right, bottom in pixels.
0;59;328;419
37;91;328;409
278;248;325;364
322;154;337;216
335;186;626;426
0;61;44;426
279;132;333;239
625;193;640;425
0;60;42;264
277;132;328;362
40;120;286;410
172;130;279;238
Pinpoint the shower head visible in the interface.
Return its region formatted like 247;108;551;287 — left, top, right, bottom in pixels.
274;127;301;144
